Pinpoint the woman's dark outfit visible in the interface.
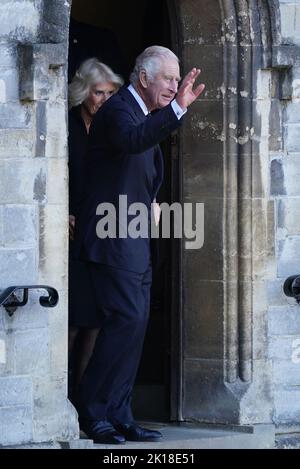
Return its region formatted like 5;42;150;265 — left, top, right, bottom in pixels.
68;106;100;327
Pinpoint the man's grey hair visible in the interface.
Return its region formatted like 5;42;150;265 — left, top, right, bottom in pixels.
130;46;179;86
68;58;124;109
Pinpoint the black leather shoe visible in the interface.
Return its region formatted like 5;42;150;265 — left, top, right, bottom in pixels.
80;419;126;445
115;423;163;442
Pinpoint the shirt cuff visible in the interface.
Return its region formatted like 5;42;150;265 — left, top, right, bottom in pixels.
171;100;187;120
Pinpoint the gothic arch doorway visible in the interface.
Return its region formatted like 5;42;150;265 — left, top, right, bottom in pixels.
65;0;279;425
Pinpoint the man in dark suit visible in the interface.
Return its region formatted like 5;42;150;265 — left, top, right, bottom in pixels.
74;46;205;444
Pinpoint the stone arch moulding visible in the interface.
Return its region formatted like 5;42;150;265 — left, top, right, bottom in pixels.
169;0;282;424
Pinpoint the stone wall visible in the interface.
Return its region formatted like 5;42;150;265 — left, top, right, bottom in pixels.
0;0;77;446
268;0;300;430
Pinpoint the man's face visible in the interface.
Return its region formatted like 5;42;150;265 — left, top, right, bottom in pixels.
144;58;181;111
84;82;116;115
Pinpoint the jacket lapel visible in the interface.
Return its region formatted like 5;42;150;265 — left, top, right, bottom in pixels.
117;86;148;124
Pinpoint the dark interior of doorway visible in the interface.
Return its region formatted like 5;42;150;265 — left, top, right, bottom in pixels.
69;0;174;422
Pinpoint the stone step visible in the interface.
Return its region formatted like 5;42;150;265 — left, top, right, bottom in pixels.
86;422;275;450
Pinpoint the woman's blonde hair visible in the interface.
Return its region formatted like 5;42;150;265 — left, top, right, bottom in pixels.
68;58;124;109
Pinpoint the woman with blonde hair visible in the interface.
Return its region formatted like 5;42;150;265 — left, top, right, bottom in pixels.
68;58;123;404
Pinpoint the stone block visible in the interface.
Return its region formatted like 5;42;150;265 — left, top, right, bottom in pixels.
45;101;68;158
46;158;68;204
0;103;32;129
14;328;49;376
0;406;33;446
292;78;300;99
267;279;291;306
0;129;35;159
277;236;300;277
274;388;300;424
48;292;68;377
0;0;40;42
286;100;300;123
0;43;17;68
0;206;3;246
184;280;224;359
32;378;78;442
2;205;37;248
2;294;49;331
252;199;276;280
268;305;300;335
183;197;223;280
18;43;67;101
0;330;15;375
280;3;300;45
180;0;222;45
37;205;68;290
183;358;239;423
0;158;46;203
183;44;224;100
268;335;300;360
285;124;300;153
270;158;286;196
252;282;269;360
0;376;32;406
272;358;300;385
0;248;37;286
277;198;300;236
0;68;19;102
240;359;274;424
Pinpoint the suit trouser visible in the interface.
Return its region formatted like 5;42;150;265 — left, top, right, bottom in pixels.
77;261;152;424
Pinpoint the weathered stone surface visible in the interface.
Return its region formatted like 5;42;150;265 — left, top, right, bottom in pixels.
278;198;300;236
0;103;32;129
0;0;41;41
46;159;68;204
14;328;49;376
32;378;78;443
0;129;35;159
0;376;32;406
285;123;300;153
280;2;300;45
37;204;68;290
269;305;300;335
252;199;276;280
0;331;14;376
0;406;33;446
268;335;300;360
2;295;49;331
184;280;224;359
274;388;300;424
0;68;19;102
0;158;47;203
270;158;286;196
267;279;291;306
0;43;17;69
0;248;37;285
277;236;300;277
272;358;300;385
2;205;37;248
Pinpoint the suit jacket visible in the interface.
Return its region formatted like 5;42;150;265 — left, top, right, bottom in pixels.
73;86;182;273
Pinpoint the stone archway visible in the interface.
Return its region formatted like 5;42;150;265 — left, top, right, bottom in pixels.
48;0;283;426
167;0;282;424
